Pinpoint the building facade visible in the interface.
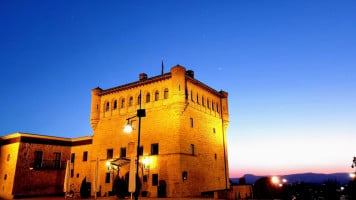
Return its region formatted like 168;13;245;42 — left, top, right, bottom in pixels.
0;65;229;199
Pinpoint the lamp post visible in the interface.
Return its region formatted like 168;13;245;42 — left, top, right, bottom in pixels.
124;90;145;200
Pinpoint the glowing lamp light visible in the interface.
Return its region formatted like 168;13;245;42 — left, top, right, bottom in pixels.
124;124;133;133
282;178;287;183
279;183;283;187
106;161;111;167
142;157;149;166
350;173;356;179
271;176;280;184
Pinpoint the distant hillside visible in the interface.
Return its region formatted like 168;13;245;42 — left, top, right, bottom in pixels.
231;173;350;185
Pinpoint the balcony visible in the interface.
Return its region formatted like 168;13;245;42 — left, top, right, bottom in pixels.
31;160;66;170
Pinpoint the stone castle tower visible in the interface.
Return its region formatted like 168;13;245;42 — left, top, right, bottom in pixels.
88;65;229;197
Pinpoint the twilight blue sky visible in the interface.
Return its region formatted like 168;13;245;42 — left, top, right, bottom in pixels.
1;1;355;177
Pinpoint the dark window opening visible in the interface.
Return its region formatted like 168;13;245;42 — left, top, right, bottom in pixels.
151;143;159;155
212;101;215;111
4;174;7;180
76;173;79;178
164;88;169;99
71;169;74;178
129;96;133;106
83;151;88;162
54;152;61;169
217;103;219;113
182;171;188;181
191;90;194;101
146;93;150;103
207;99;210;109
34;151;43;169
121;98;125;108
152;174;158;186
214;153;217;160
202;97;205;106
196;93;199;104
155;90;159;101
105;173;111;183
7;154;10;161
107;149;113;159
190;118;194;128
190;144;195;155
213;128;216;134
113;100;117;109
120;148;126;158
71;153;75;163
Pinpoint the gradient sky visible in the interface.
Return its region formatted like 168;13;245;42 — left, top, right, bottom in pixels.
1;1;355;178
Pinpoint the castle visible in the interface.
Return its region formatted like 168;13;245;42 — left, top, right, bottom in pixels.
0;65;230;199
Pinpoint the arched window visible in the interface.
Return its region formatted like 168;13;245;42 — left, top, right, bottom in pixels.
105;102;110;112
207;99;210;109
191;90;194;101
113;100;117;110
129;96;133;106
164;88;169;99
146;93;150;103
216;103;219;113
202;97;205;107
121;98;125;108
196;93;199;104
155;90;159;101
212;100;215;111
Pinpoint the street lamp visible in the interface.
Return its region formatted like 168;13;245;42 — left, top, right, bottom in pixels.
123;90;146;200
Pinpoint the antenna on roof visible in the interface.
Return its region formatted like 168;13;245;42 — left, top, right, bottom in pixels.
161;57;164;75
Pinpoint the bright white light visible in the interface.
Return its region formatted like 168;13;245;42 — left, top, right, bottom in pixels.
279;183;283;187
124;124;133;133
106;161;111;167
142;158;149;165
282;178;287;183
350;173;356;178
340;186;344;191
271;176;280;184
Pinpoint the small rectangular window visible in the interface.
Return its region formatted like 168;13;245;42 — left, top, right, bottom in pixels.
83;151;88;162
213;128;216;134
107;149;113;159
151;143;159;155
190;118;194;128
190;144;195;155
34;151;43;169
143;175;148;183
152;174;158;186
71;169;74;178
190;144;194;155
54;152;61;168
105;172;111;183
217;103;219;113
120;148;126;158
71;153;75;163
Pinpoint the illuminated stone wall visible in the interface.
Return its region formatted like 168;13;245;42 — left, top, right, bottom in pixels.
88;65;230;197
0;136;20;199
